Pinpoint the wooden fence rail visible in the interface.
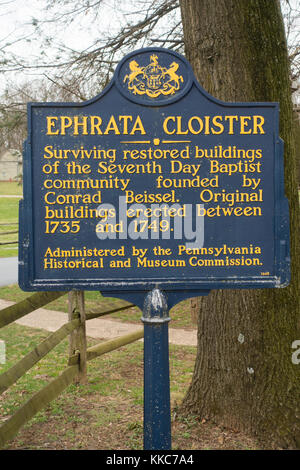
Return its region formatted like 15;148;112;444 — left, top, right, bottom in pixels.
0;364;79;448
0;327;143;447
0;231;18;236
0;293;139;448
0;291;66;329
68;328;144;365
0;318;80;394
0;241;18;245
0;223;18;226
85;303;135;321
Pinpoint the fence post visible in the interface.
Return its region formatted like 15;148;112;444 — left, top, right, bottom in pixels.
191;297;199;325
68;291;87;384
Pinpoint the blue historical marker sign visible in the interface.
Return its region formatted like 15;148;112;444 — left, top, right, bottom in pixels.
19;48;290;292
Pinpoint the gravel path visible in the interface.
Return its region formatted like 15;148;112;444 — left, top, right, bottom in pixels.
0;298;197;346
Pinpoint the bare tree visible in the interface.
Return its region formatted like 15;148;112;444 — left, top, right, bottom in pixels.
1;1;299;106
0;1;182;98
0;75;88;152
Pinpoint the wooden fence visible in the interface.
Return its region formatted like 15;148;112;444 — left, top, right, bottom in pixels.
0;222;18;246
0;291;141;448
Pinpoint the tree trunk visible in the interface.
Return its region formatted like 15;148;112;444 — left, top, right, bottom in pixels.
179;0;300;449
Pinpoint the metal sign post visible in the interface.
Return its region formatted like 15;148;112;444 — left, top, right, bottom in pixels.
102;287;210;450
142;289;171;450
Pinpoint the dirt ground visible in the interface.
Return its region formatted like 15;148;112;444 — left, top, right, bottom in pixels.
3;388;260;451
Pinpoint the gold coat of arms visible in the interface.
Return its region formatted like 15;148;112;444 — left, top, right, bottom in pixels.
124;54;184;98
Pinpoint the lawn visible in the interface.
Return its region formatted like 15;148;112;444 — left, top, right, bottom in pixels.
0;283;195;329
0;183;21;258
0;182;22;196
0;198;19;258
0;322;259;450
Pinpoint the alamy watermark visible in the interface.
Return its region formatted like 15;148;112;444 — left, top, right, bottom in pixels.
0;340;5;364
291;340;300;365
95;197;204;249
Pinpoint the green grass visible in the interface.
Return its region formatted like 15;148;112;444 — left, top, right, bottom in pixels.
0;196;19;258
0;198;19;223
0;322;260;450
0;182;22;196
0;183;21;257
0;283;195;328
0;322;195;449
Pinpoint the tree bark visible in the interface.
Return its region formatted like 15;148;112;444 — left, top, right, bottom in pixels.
180;0;300;449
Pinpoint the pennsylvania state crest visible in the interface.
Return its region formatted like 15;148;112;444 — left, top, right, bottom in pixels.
124;54;184;98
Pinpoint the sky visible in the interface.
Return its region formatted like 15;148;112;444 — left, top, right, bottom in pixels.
0;0;126;90
0;0;120;52
1;0;299;54
0;0;299;94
